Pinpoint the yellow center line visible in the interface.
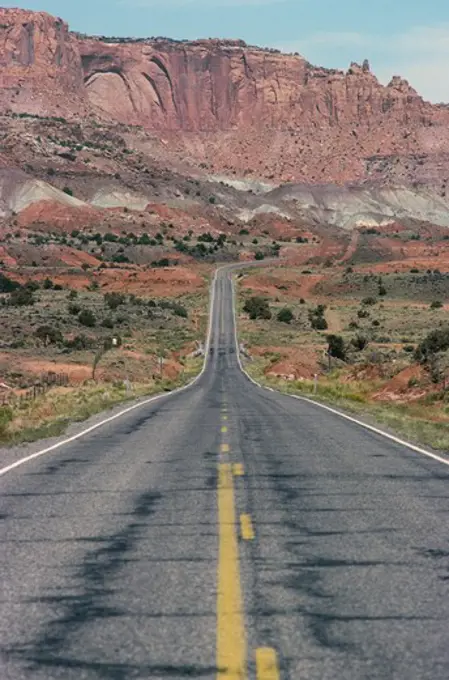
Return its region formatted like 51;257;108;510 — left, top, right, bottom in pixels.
240;514;255;541
221;426;228;434
221;443;230;454
256;648;280;680
217;464;247;679
233;463;244;477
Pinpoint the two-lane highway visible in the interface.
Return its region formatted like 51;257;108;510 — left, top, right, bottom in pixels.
1;267;449;679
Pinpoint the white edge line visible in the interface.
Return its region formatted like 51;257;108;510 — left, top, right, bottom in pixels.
0;269;223;478
230;272;449;469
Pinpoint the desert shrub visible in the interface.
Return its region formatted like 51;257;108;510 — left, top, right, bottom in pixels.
299;298;306;304
254;252;265;261
415;327;449;363
0;406;13;439
357;309;370;319
68;303;81;315
239;229;249;235
351;334;369;351
101;317;115;329
243;296;272;320
372;319;380;327
430;300;443;309
348;321;359;330
78;309;96;327
311;316;328;330
104;232;118;243
8;288;34;306
172;303;188;318
104;292;126;310
34;325;63;345
0;273;21;293
403;345;415;353
43;278;53;290
64;334;95;350
68;290;78;300
327;334;346;360
309;304;328;330
62;186;73;196
25;280;40;292
362;296;377;306
277;308;294;324
151;258;170;268
112;254;130;263
378;285;387;296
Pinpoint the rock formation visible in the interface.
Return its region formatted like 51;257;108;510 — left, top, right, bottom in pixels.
2;7;449;183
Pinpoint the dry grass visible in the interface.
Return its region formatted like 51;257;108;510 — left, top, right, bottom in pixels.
0;356;203;445
246;357;449;451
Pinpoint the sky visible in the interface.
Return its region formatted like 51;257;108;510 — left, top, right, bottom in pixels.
4;0;449;102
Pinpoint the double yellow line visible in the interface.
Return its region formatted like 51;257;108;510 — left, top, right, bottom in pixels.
216;405;279;679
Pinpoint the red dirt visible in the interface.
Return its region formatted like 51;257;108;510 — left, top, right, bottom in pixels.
251;346;320;381
17;201;102;231
372;364;428;402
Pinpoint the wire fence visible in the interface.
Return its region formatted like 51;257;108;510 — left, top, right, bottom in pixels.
0;372;69;407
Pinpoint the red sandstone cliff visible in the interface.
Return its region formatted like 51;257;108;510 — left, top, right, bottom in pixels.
2;8;449;183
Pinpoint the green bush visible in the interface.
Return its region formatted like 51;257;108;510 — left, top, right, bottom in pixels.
62;186;73;196
415;327;449;363
327;334;346;360
8;288;35;306
78;309;96;327
362;297;377;306
172;304;188;318
104;292;126;310
254;252;265;261
351;334;369;351
64;334;95;350
43;278;53;290
243;296;272;320
34;325;63;345
68;303;81;315
430;300;443;309
101;317;115;329
277;308;294;324
0;273;21;293
0;406;13;439
311;316;328;331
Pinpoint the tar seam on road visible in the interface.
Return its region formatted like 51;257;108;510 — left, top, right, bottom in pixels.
217;463;247;679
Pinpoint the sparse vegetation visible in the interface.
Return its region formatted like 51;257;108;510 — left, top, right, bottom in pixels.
277;308;294;324
243;296;272;320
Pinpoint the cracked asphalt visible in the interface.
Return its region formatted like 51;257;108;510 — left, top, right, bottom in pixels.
1;267;449;679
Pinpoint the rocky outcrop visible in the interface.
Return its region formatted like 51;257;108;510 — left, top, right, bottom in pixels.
79;38;440;133
0;8;85;115
2;8;449;183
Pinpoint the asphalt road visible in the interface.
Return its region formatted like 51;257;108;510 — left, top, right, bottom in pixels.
1;267;449;680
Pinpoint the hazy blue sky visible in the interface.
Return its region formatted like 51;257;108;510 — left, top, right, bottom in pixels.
4;0;449;102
